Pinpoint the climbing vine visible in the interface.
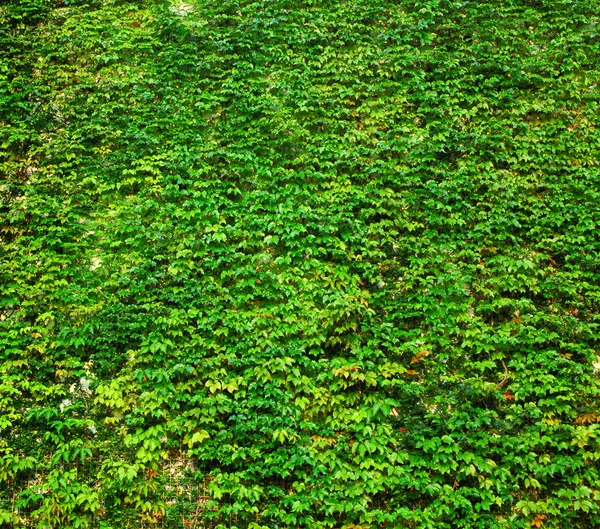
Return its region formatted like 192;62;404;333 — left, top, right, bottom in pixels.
1;1;600;528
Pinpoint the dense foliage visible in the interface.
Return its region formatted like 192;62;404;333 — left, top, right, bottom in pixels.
2;0;600;527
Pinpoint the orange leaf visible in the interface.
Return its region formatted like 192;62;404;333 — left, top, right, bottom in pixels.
410;350;430;364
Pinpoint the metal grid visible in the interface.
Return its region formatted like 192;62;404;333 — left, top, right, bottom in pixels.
2;458;231;529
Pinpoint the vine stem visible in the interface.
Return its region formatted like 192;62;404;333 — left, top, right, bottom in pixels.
497;360;509;388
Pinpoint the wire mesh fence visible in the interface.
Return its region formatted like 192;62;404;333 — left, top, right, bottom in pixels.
2;458;256;529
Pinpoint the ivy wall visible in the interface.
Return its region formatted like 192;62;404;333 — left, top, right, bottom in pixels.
1;1;600;528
